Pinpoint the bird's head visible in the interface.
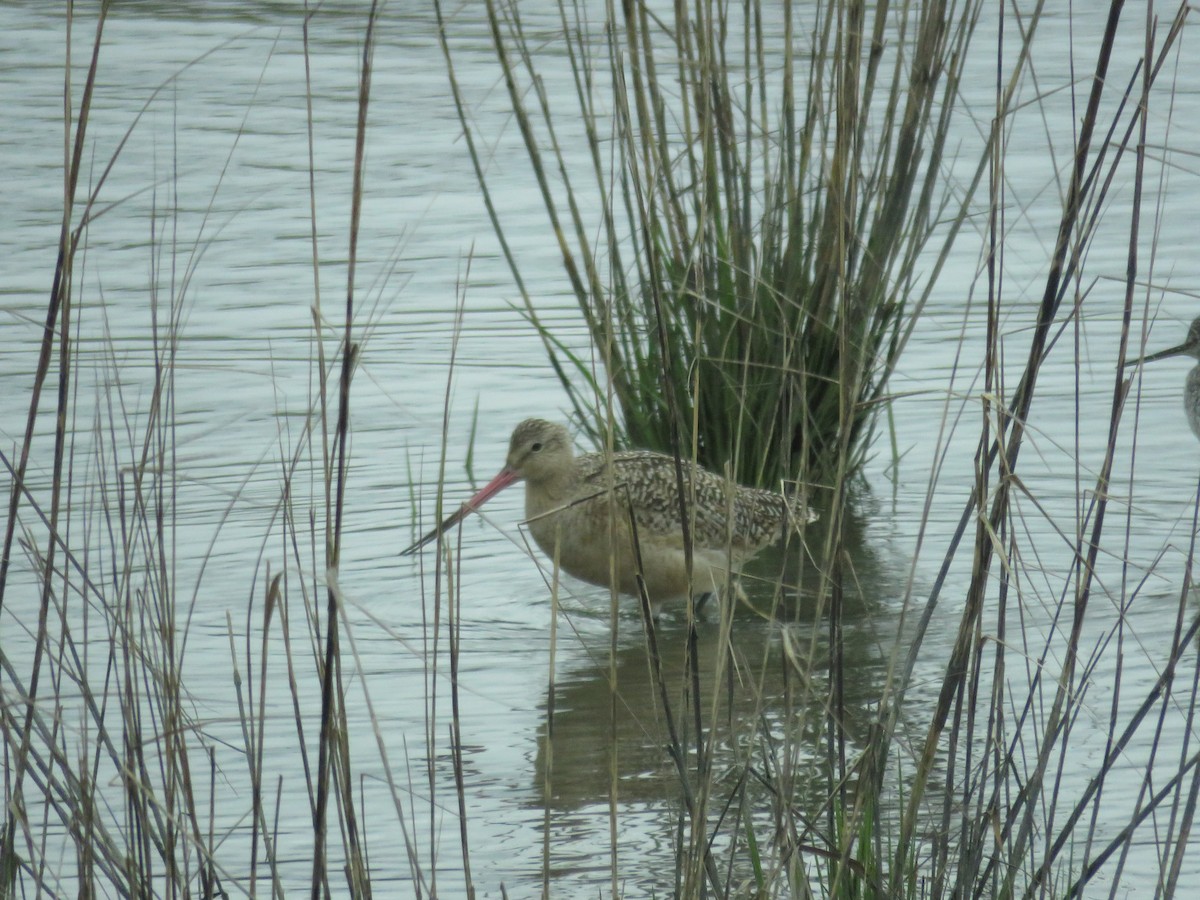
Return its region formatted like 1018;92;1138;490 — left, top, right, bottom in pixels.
506;419;574;485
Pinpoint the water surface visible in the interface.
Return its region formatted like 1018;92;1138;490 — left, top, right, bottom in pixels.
2;1;1199;896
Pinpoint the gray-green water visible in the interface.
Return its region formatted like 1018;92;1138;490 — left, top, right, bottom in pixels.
2;1;1199;895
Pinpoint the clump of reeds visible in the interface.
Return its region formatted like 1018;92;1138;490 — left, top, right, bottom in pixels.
444;0;985;492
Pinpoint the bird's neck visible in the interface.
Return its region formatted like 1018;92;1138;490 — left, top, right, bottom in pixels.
523;468;578;515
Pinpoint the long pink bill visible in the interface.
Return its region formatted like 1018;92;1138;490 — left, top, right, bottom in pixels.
401;467;521;556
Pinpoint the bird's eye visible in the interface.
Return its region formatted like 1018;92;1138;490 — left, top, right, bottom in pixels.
531;441;543;452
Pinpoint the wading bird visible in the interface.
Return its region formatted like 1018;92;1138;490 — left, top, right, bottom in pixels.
403;419;817;614
1126;316;1200;440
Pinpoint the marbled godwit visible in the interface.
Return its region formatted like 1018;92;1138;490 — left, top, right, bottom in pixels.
1126;316;1200;440
403;419;817;612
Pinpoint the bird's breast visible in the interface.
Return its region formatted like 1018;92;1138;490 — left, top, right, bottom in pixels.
522;485;639;587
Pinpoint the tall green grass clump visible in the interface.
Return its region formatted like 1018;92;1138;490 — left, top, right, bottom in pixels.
441;0;984;490
440;1;1200;897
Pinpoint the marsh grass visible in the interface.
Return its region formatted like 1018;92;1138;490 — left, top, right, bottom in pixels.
442;0;989;494
0;2;393;895
3;0;1200;898
440;0;1200;896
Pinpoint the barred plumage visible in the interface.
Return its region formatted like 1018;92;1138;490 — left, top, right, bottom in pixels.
571;450;793;553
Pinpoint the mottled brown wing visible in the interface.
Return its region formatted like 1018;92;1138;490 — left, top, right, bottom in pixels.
577;450;787;553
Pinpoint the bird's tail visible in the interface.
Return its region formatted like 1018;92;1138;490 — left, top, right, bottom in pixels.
780;482;820;529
